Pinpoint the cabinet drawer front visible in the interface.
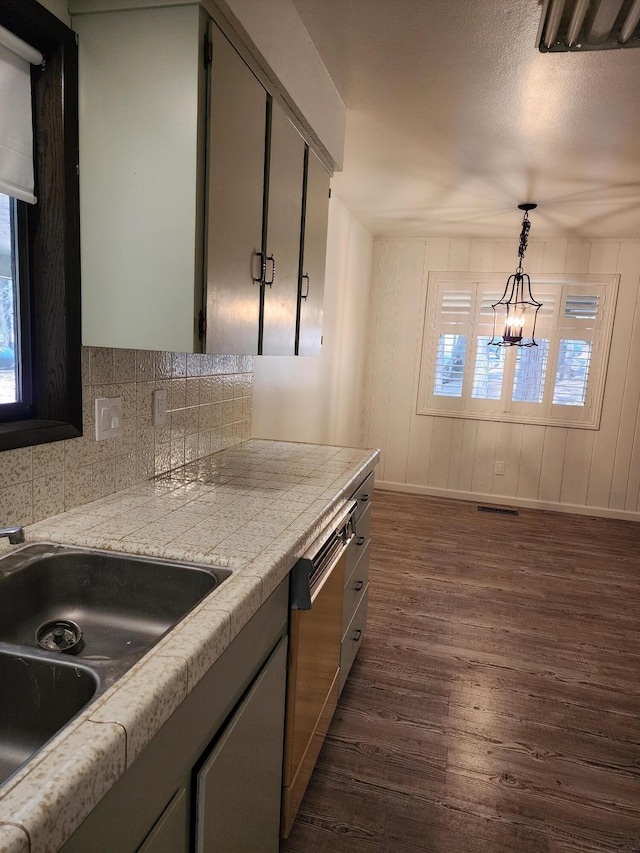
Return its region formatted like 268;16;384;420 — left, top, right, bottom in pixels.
345;503;371;580
342;542;370;638
352;472;374;524
339;588;368;694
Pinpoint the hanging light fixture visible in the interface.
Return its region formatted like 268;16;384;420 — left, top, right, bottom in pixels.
489;204;542;348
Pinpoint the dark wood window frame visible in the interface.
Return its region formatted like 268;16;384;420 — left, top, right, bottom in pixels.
0;0;82;451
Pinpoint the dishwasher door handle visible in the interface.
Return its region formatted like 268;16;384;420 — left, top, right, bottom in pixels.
290;501;357;610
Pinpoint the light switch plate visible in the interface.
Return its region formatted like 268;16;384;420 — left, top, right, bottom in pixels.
95;396;123;441
153;389;168;426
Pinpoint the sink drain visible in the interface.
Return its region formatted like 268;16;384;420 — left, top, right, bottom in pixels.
36;619;83;654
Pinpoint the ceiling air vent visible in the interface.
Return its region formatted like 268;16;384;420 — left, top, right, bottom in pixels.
538;0;640;52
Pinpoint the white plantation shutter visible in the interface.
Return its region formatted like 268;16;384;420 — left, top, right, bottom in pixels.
549;284;606;419
471;284;507;408
512;341;549;404
419;272;617;429
0;25;43;204
431;281;472;403
553;340;592;405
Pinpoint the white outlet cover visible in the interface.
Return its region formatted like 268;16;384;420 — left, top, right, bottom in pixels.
153;388;168;427
95;396;123;441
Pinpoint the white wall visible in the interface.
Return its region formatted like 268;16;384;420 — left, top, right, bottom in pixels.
364;237;640;520
252;193;373;447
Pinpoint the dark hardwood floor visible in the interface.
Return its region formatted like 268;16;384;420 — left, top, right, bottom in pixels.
280;490;640;853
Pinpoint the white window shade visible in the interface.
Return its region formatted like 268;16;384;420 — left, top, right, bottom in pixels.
0;24;43;205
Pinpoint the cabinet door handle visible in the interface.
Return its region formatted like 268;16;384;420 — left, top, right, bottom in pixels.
354;580;364;592
252;251;264;284
265;254;275;287
301;273;310;299
356;536;366;547
353;629;362;643
360;493;369;502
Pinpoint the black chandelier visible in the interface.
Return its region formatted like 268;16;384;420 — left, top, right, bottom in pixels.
489;203;542;348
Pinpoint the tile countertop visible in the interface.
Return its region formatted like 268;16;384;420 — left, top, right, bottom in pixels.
0;439;379;853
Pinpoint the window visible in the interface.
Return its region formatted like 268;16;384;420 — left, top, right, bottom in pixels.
0;1;82;451
418;272;618;429
0;193;20;406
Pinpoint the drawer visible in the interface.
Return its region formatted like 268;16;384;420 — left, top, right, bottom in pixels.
339;587;368;694
342;541;369;638
351;471;374;525
345;502;371;580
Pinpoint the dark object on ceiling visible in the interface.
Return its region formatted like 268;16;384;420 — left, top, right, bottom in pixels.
538;0;640;52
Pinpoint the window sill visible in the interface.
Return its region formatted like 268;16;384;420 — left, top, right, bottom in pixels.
0;419;82;452
416;405;600;430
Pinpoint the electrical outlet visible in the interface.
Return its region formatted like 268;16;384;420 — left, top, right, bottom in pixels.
95;397;122;441
494;461;505;476
153;389;168;426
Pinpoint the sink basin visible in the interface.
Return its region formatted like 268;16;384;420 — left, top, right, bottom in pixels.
0;544;231;785
0;545;229;661
0;649;98;785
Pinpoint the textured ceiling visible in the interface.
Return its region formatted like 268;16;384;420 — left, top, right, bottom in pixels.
292;0;640;239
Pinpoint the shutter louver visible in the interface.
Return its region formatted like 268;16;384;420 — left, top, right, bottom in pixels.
564;293;599;322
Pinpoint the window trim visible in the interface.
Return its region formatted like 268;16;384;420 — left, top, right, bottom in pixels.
0;0;82;451
417;271;619;430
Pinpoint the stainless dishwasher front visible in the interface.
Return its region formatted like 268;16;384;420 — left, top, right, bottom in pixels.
281;500;357;837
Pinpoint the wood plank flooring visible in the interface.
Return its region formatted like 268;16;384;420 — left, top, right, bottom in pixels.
280;490;640;853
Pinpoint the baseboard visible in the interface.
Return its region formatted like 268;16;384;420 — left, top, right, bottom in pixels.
374;480;640;522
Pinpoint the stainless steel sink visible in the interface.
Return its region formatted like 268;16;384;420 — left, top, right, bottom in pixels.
0;544;231;785
0;649;98;785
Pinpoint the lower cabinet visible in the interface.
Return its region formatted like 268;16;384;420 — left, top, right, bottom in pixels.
59;581;288;853
138;790;188;853
195;638;287;852
58;473;376;852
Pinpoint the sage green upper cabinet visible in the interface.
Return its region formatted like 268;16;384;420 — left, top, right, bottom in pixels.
74;4;207;353
205;21;266;357
297;149;330;356
72;1;332;356
260;101;306;356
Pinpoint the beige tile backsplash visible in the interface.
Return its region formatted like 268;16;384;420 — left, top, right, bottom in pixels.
0;347;253;528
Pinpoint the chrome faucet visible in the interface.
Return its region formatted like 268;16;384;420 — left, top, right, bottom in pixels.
0;526;25;545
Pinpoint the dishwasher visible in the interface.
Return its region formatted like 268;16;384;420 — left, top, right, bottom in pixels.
281;500;357;838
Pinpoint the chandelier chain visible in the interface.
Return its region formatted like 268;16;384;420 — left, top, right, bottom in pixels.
517;211;531;272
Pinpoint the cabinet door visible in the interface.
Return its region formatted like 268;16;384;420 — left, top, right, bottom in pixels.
195;637;287;853
261;100;306;355
297;149;330;356
137;789;188;853
205;21;267;356
76;5;206;353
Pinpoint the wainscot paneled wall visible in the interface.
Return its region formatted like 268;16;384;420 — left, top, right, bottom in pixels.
363;238;640;520
0;348;252;531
